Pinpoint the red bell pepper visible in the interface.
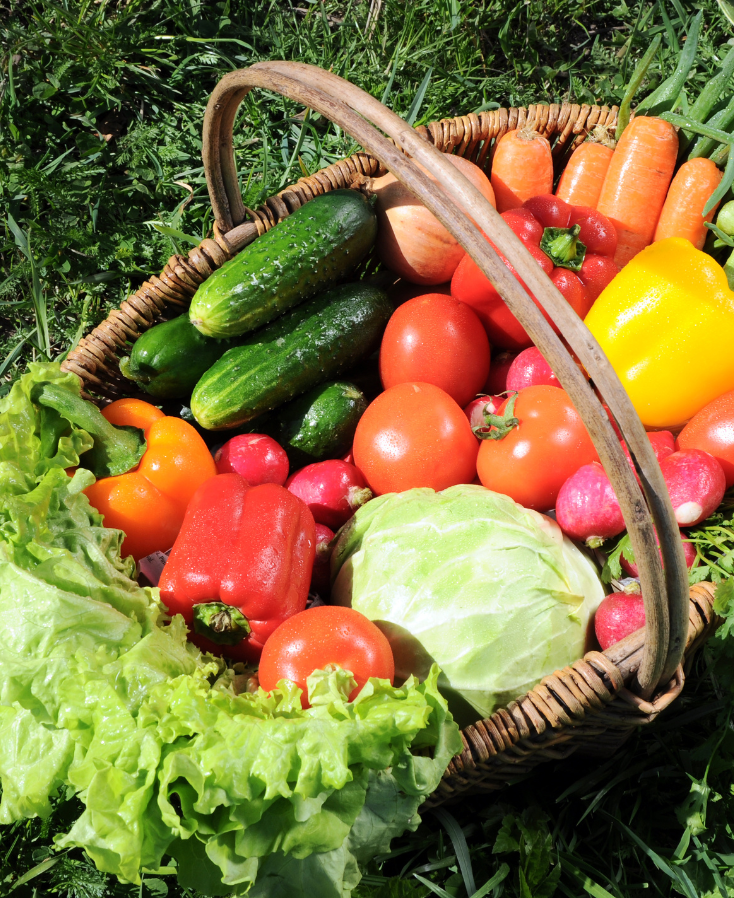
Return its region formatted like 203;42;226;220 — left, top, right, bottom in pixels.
159;473;316;662
450;194;619;351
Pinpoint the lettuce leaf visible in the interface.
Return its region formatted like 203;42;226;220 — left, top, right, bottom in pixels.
0;363;461;895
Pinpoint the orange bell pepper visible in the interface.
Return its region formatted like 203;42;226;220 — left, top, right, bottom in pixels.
85;399;217;561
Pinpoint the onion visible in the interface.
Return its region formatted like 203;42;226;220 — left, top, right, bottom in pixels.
372;155;496;285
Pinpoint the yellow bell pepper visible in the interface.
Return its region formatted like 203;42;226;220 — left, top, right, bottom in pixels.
584;237;734;429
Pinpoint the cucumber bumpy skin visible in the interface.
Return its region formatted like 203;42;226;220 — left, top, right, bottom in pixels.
190;283;392;430
189;189;378;339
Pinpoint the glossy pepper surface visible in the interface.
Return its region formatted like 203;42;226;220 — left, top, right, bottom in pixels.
158;473;316;662
84;399;217;560
585;238;734;429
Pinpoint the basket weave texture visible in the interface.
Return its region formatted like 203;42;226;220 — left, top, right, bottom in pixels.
60;98;719;807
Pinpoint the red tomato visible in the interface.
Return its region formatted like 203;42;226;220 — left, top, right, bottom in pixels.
677;389;734;488
569;207;618;257
379;294;491;407
476;385;599;510
353;382;478;495
258;605;395;706
579;254;620;303
523;194;572;228
451;241;553;350
549;268;592;319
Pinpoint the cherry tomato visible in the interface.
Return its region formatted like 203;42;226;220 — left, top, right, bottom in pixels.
102;397;165;436
353;382;478;495
476;385;599;510
258;605;395;706
379;294;491;407
451;241;553;350
501;208;544;246
569;207;618;257
677;389;734;488
578;253;620;303
549;268;592;319
523;194;572;228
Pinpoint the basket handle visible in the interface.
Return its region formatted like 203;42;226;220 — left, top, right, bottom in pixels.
201;62;689;698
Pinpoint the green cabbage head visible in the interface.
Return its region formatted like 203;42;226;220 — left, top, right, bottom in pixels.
331;484;605;726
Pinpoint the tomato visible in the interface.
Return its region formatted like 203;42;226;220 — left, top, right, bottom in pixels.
353;382;478;495
258;605;395;706
677;389;734;488
579;254;620;303
379;294;490;407
451;241;553;350
569;207;618;257
476;385;599;510
523;194;572;228
502;208;544;246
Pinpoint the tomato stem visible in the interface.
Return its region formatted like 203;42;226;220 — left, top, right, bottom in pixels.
473;392;520;441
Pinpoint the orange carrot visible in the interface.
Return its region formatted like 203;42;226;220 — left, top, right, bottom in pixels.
490;128;554;212
556;141;614;207
596;116;678;267
653;157;723;249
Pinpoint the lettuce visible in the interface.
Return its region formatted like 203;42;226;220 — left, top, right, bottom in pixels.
0;364;461;895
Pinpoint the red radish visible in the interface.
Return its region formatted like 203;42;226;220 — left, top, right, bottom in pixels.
341;448;354;465
523;194;572;228
620;431;675;476
555;462;625;546
594;585;646;651
506;347;560;391
578;254;620;303
286;460;372;529
659;449;726;526
620;529;696;578
214;434;289;485
484;351;517;394
464;395;502;431
310;523;335;596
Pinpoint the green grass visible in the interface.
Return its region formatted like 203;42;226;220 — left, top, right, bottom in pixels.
4;1;734;896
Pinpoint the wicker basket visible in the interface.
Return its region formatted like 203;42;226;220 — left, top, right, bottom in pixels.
60;63;720;808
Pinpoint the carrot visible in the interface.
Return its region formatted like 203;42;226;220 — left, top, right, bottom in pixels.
653;158;723;249
490;128;554;212
556;141;614;208
596;116;678;267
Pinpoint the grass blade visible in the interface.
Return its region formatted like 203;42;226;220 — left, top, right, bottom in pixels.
149;223;201;247
433;808;475;896
406;67;433;126
470;863;510;898
413;873;456;898
705;145;734;215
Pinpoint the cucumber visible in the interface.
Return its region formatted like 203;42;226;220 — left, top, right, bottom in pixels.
191;282;392;430
257;381;367;467
189;189;378;339
119;315;237;399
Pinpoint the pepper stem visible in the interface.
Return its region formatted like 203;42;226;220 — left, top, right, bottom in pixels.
193;602;251;646
539;224;587;272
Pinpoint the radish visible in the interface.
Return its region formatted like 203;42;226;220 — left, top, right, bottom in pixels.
286;460;373;529
594;584;646;650
506;347;560;392
620;430;675;476
483;350;517;394
659;448;726;526
464;394;501;432
555;462;625;546
214;434;289;486
620;529;696;577
310;523;335;596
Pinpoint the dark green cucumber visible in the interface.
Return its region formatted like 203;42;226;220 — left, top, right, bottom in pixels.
258;380;367;467
189;189;378;339
120;315;238;399
190;283;392;430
